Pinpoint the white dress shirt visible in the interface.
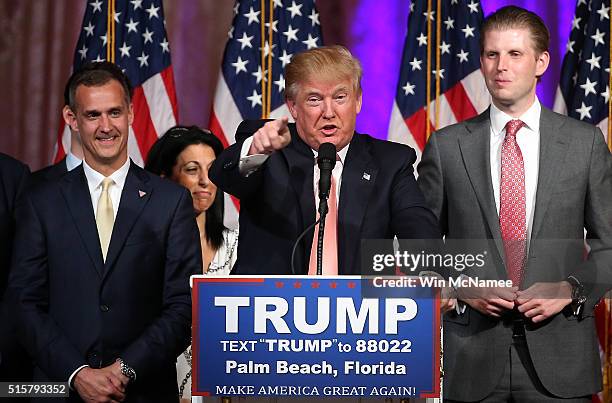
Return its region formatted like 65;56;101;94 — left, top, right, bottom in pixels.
489;98;541;241
65;151;83;171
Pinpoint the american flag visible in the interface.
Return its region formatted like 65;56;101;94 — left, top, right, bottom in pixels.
553;1;612;401
53;0;178;167
209;0;322;228
553;0;611;148
387;0;489;163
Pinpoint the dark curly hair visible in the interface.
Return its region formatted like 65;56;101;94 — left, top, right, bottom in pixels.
145;125;225;250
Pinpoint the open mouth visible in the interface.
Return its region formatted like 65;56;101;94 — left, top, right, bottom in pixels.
96;135;119;143
320;125;338;135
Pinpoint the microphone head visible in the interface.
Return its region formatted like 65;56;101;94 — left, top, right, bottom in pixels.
317;142;337;164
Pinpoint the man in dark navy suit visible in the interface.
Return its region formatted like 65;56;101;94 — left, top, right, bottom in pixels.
0;153;30;387
8;62;200;402
210;46;440;275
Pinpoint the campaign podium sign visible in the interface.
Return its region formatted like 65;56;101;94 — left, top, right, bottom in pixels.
192;276;440;399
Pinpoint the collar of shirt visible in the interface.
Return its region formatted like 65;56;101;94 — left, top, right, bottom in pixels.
65;151;83;172
489;97;541;138
83;158;131;219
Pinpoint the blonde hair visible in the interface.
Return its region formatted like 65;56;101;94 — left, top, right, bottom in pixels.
284;45;362;100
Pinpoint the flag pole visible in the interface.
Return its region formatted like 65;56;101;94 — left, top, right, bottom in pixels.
425;0;433;141
266;0;274;118
260;0;267;119
434;0;442;130
608;1;612;151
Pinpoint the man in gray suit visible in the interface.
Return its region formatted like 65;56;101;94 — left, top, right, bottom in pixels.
418;6;612;402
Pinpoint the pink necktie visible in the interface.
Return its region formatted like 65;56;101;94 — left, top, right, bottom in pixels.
499;119;527;287
308;176;338;275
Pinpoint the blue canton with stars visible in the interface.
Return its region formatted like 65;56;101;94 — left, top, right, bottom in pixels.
396;0;483;118
558;0;610;124
222;0;322;118
74;0;172;88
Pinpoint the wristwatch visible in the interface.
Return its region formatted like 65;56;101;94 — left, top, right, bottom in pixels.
566;275;587;316
117;358;137;382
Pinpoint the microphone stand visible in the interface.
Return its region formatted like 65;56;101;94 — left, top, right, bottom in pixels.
316;195;329;276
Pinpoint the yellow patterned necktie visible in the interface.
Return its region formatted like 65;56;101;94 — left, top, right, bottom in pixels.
96;177;115;262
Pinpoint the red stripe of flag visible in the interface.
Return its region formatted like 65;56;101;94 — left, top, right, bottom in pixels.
131;87;160;159
445;82;478;123
405;108;435;151
160;67;179;122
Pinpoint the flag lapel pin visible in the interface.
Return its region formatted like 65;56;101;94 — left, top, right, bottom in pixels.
138;190;147;198
362;172;371;181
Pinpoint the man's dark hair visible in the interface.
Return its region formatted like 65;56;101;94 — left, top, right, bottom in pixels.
145;125;227;250
480;5;550;56
66;61;133;109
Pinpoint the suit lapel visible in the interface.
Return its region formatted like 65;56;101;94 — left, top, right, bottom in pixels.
59;166;104;277
283;126;316;274
459;111;506;263
530;107;569;241
103;163;152;277
338;133;378;274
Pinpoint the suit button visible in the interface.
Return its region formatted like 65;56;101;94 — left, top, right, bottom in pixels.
100;304;110;312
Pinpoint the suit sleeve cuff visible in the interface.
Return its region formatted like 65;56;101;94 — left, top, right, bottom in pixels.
239;137;269;176
68;365;89;390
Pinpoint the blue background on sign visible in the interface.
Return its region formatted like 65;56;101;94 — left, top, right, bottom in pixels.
193;277;437;397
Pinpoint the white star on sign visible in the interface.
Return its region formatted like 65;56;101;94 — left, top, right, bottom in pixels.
232;56;249;74
113;11;121;23
423;10;435;21
130;0;143;10
571;16;581;30
137;52;149;67
467;1;479;13
432;68;445;79
100;33;108;46
575;102;592;120
247;89;262;107
566;40;575;53
252;66;267;84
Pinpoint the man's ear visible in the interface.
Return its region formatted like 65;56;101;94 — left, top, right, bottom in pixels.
286;98;298;120
62;105;78;131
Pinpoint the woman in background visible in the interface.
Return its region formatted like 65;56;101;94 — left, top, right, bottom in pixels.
146;125;238;402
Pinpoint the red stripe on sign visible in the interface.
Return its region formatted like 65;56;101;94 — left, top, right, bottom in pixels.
131;87;160;159
160;67;179;122
405;108;434;151
445;83;478;123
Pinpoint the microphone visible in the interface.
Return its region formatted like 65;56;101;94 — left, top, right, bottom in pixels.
317;142;337;216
